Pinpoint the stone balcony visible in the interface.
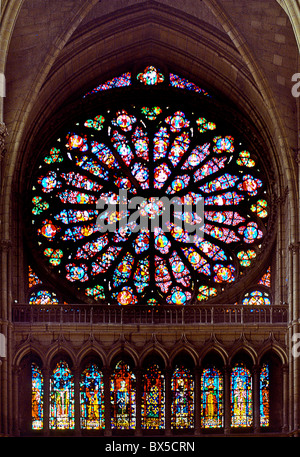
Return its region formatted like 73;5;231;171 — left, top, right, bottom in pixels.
12;303;288;327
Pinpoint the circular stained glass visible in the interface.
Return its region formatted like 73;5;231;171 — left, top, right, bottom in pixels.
29;77;269;305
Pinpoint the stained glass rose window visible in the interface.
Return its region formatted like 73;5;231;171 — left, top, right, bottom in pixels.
29;67;269;305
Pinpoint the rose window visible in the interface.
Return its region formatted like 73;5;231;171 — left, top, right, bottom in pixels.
29;67;270;305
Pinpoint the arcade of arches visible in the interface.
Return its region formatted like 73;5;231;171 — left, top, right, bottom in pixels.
0;0;299;437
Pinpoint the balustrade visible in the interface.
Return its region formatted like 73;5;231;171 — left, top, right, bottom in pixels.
12;304;288;326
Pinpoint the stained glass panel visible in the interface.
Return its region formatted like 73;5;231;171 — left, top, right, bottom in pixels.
171;366;194;429
49;361;75;429
110;361;136;429
141;364;165;429
137;66;164;85
258;267;271;287
169;73;210;96
201;368;223;428
80;363;105;429
29;266;42;288
84;72;131;97
242;290;271;306
29;290;59;305
30;68;269;305
231;364;252;427
260;363;270;427
32;363;43;430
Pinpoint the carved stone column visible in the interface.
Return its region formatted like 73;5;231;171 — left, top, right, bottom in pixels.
224;364;231;434
134;367;142;436
102;366;112;436
0;122;8;160
252;365;260;433
165;367;172;436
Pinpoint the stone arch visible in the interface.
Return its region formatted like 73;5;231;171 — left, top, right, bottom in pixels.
199;339;228;367
76;342;107;368
229;345;258;367
13;342;46;369
107;344;139;369
139;344;169;370
46;342;77;370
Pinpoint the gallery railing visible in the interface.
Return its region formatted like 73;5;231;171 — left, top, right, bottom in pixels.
12;304;288;326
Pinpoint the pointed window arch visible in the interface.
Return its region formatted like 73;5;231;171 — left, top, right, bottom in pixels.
171;365;194;429
231;364;252;427
49;360;75;429
31;363;44;430
141;363;165;429
201;367;224;428
110;360;136;429
80;363;105;429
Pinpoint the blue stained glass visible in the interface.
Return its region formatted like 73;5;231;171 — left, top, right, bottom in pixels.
260;363;270;427
49;361;75;430
231;364;252;427
32;363;44;430
80;364;105;429
201;368;223;428
171;366;194;429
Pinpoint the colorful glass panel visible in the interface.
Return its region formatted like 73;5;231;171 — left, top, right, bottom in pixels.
171;366;194;429
250;199;268;218
49;361;74;430
83;72;131;97
258;267;271;288
29;266;43;288
242;290;271;306
201;368;223;428
30;69;269;305
231;364;252;427
260;363;270;427
29;290;59;305
31;363;43;430
141;364;165;429
110;361;136;429
197;285;217;302
169;73;210;96
237;249;256;267
137;66;164;85
80;364;105;429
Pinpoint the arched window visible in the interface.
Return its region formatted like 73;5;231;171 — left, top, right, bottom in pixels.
49;360;74;430
171;365;194;429
141;363;165;429
231;364;252;427
110;360;136;429
242;289;271;306
29;65;271;306
201;367;223;428
29;289;59;305
80;363;105;429
31;363;43;430
260;363;270;427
